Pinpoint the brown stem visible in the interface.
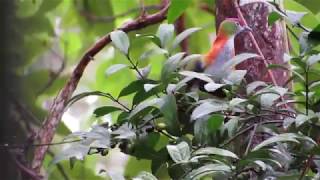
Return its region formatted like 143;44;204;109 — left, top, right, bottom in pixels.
31;2;170;173
175;14;189;53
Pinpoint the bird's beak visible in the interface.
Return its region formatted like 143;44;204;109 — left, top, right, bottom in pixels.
242;25;252;32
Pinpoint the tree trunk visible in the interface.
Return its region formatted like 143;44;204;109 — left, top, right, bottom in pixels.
216;0;289;86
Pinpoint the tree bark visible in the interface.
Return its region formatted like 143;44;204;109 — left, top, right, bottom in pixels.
216;0;289;86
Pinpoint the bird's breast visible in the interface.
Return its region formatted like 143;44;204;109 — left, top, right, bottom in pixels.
205;38;235;76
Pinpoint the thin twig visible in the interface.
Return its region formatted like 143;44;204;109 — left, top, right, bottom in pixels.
299;154;314;180
1;139;81;149
221;120;283;147
31;1;170;173
244;123;258;155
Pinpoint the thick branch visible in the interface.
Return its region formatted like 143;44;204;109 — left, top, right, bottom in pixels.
31;2;169;173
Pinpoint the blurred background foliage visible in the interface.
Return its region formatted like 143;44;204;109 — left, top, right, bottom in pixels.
10;0;320;179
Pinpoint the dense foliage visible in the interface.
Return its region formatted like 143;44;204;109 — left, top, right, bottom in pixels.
12;0;320;179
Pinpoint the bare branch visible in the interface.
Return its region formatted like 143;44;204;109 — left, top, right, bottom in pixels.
31;2;169;173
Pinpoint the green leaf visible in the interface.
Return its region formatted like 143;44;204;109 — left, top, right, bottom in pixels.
179;71;213;83
139;49;168;61
52;143;90;164
110;30;130;55
38;0;62;13
129;98;162;119
246;81;268;95
167;0;192;23
133;171;158;180
156;24;175;48
204;82;225;92
112;123;136;140
259;86;288;107
310;81;320;89
285;10;307;26
166;141;190;163
229;98;247;107
144;84;160;92
223;70;247;85
179;54;202;67
16;0;43;17
105;64;128;76
67;91;111;107
192;147;239;159
295;114;312;127
222;117;239;137
172;27;201;50
307;54;320;66
191;101;228;120
221;53;259;72
207;114;224;132
136;65;152;80
159;94;180;135
252;133;300;151
161;53;185;84
118;80;144;98
268;11;282;26
136;34;162;48
185;164;231;179
93;106;122;117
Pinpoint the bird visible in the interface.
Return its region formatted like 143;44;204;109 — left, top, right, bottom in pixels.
185;18;251;95
203;18;251;76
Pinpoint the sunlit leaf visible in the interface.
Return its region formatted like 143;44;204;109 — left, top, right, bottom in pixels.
110;30;130;55
144;84;159;92
94;106;123;117
247;81;268;95
156;24;175;48
136;65;151;79
133;171;158;180
185;164;231;179
52;143;90;164
223;70;247;85
307;53;320;66
253;133;300;151
286;10;307;26
105;64;128;76
221;53;259;72
166;141;190;163
179;71;213;83
191;101;228;120
192;147;239;159
112;123;136;140
161;53;185;84
204;82;225;92
172;27;201;50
